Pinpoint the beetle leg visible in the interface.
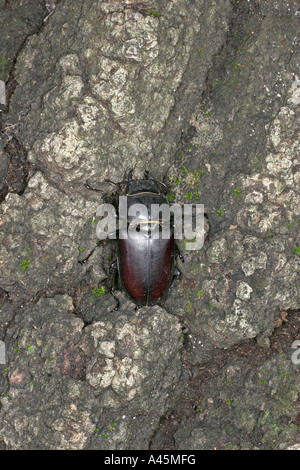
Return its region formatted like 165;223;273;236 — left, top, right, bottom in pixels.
109;260;118;289
104;178;118;185
145;169;155;180
78;239;106;265
85;180;105;193
173;266;181;277
170;265;181;289
128;169;134;180
109;260;119;310
86;179;126;196
145;170;164;182
175;243;185;263
160;180;172;195
104;179;126;191
110;289;120;311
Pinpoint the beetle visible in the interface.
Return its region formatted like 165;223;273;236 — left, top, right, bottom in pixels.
85;170;182;308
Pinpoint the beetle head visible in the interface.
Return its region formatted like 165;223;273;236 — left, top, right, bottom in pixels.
125;179;160;195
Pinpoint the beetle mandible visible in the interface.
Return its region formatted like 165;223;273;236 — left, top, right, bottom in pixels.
85;170;183;309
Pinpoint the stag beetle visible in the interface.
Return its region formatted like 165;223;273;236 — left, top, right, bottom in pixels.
85;170;183;308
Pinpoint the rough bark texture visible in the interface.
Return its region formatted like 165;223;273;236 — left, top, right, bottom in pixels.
0;0;299;450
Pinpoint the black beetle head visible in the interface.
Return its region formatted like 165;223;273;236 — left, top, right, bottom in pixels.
125;179;161;195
